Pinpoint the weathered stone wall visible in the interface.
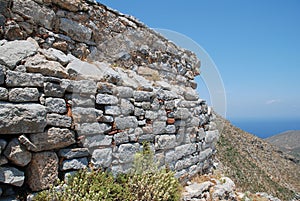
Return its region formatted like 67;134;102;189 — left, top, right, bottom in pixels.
0;0;219;197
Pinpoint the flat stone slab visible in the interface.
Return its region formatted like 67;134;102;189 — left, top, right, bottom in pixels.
46;113;72;128
0;40;37;69
0;103;47;134
25;54;69;78
0;166;24;187
58;148;90;159
60;157;88;171
29;127;75;152
8;88;39;102
5;70;44;87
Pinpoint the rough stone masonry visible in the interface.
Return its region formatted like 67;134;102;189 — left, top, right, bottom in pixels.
0;0;219;197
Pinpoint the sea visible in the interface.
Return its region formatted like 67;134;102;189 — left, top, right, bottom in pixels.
228;118;300;139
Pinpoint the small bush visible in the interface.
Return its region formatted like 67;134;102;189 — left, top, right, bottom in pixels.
126;169;180;201
127;142;181;201
34;143;181;201
33;170;132;201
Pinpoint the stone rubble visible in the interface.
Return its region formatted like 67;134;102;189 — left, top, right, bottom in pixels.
182;174;283;201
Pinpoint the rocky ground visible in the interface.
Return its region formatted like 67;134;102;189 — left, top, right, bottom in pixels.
214;115;300;201
182;173;284;201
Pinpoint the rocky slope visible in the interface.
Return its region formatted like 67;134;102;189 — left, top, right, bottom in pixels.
266;130;300;162
215;116;300;201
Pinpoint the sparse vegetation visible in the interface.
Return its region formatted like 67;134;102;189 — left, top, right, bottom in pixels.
33;142;181;201
33;169;132;201
128;142;181;201
216;126;296;201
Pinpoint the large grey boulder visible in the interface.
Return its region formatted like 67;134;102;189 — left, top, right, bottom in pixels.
8;88;39;102
115;143;139;164
25;54;69;78
155;135;176;150
114;131;129;145
183;181;214;200
58;148;90;159
82;134;112;148
46;113;72;128
183;88;199;101
67;80;97;94
29;128;75;152
60;157;88;171
105;106;121;116
41;48;70;65
174;144;197;160
153;121;166;134
66;93;95;107
174;155;198;171
133;91;153;102
0;167;24;187
0;103;47;134
115;116;138;130
5;70;44;87
45;97;67;114
0;40;37;69
115;86;133;98
4;138;32;167
60;18;92;43
174;108;191;120
72;107;103;123
66;59;103;80
212;177;236;200
44;82;66;97
120;99;134;115
156;89;178;101
76;122;112;136
12;0;55;30
96;94;118;105
26;152;58;191
91;148;112;169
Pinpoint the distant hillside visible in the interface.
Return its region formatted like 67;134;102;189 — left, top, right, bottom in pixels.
214;116;300;201
266;130;300;161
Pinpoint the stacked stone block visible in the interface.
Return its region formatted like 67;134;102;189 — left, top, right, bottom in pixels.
0;0;219;198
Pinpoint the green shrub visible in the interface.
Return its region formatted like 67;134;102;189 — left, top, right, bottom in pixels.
127;142;181;201
34;143;181;201
33;170;132;201
126;169;180;201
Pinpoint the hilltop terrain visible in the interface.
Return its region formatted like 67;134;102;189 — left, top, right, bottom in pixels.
266;130;300;162
214;115;300;201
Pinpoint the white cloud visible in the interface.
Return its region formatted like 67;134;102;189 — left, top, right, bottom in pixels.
265;99;281;105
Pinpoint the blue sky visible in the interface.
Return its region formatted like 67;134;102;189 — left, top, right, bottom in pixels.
99;0;300;121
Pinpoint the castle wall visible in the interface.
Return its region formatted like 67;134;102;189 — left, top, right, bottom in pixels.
0;0;218;195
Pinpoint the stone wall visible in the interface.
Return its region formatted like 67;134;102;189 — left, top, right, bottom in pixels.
0;0;219;197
